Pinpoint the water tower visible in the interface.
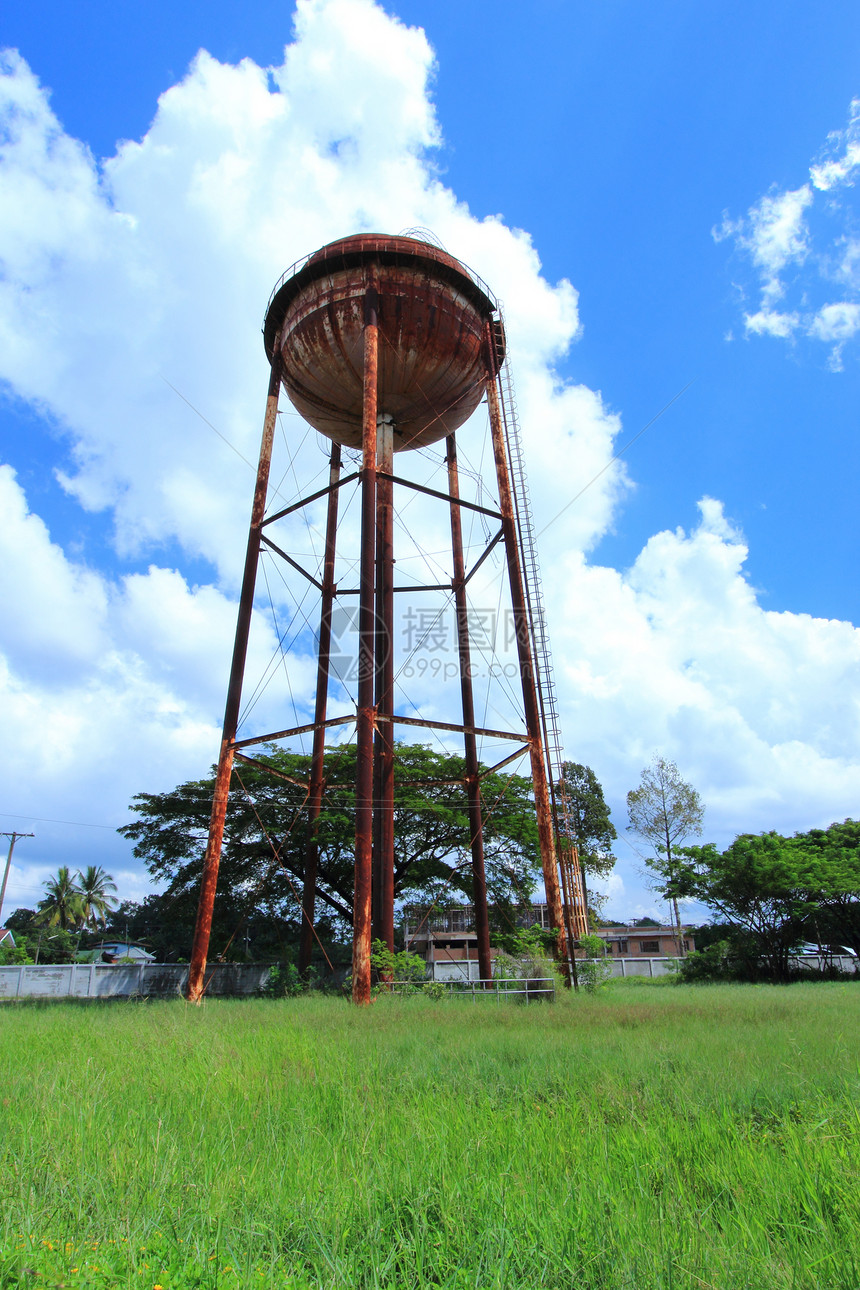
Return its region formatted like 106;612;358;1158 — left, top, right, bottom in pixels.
187;234;587;1004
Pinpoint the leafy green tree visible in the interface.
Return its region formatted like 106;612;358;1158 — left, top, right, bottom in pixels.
35;867;84;931
1;910;84;964
119;742;544;966
77;865;119;931
792;819;860;955
0;939;33;966
4;908;37;932
627;756;704;954
557;762;617;921
679;832;844;980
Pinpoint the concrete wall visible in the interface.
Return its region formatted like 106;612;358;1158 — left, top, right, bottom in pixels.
0;962;273;1000
433;959;483;983
607;954;858;978
429;955;859;983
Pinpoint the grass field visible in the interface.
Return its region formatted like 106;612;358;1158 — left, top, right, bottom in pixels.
1;981;859;1289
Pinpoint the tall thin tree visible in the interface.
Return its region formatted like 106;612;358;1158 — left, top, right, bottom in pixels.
36;867;84;932
77;865;118;931
627;756;704;955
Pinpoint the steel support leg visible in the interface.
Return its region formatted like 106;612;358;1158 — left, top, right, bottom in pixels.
446;433;493;983
187;356;282;1003
372;416;396;958
298;441;342;977
485;355;568;975
353;287;379;1005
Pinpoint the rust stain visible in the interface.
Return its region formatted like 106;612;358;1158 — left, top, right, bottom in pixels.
265;235;503;451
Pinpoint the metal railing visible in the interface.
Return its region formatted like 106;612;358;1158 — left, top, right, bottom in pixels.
264;238;499;329
388;976;555;1002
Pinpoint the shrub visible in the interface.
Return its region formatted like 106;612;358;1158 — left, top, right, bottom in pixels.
576;933;613;993
370;940;428;993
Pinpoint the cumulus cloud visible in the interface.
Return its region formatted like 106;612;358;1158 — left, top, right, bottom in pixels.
715;97;860;366
0;0;626;907
548;499;860;841
743;309;801;339
745;185;813;302
1;0;859;921
0;465;309;906
810;98;860;191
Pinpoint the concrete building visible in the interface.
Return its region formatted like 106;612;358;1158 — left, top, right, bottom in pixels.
402;905;694;982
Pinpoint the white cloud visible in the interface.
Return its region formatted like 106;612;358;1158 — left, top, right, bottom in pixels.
0;465;304;908
808;301;860;369
743;309;800;338
809;301;860;341
547;500;860;856
0;3;613;574
0;1;859;924
717;98;860;366
745;184;812;302
810;98;860;191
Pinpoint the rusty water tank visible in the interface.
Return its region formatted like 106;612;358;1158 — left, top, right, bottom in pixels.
263;234;504;451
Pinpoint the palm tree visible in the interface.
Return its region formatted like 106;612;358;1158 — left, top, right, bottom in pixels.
76;865;118;931
36;867;84;931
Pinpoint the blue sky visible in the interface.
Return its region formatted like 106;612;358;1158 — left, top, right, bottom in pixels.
1;0;859;924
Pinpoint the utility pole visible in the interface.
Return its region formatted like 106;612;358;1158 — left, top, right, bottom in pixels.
0;832;34;927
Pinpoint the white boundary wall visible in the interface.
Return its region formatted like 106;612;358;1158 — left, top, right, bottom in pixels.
432;955;859;983
607;955;858;977
0;962;272;1000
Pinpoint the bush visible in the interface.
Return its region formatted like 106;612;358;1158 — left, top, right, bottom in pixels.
0;941;33;966
370;940;428;993
576;933;613;993
494;931;562;994
261;962;312;998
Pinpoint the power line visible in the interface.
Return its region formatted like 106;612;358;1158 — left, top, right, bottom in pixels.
0;812;115;830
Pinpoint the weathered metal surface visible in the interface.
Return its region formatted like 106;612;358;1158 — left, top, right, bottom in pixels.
377;472;502;519
264;235;502;451
187;356;281;1004
447;432;493;984
373;417;396;955
299;442;342;978
261;471;360;527
385;713;529;741
485;343;568;977
191;234;587;1008
232;714;354;749
353;287;378;1006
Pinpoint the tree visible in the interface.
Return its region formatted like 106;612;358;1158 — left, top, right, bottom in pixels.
35;867;84;931
791;819;860;956
2;908;83;964
627;756;704;954
557;762;617;922
679;832;836;980
119;742;546;965
76;865;119;931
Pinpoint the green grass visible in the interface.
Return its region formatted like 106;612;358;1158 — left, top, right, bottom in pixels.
2;982;860;1289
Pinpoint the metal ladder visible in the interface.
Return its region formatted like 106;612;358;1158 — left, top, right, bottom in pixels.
492;323;589;941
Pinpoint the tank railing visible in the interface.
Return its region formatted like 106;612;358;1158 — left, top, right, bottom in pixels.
493;329;589;941
263;240;499;328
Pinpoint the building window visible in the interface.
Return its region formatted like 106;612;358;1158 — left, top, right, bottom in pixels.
639;940;660;954
616;939;628;954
